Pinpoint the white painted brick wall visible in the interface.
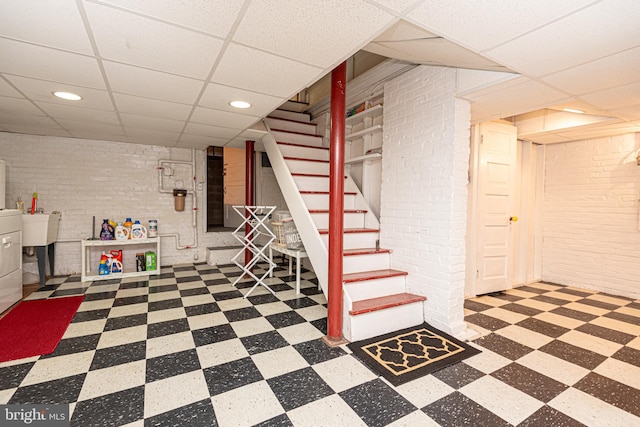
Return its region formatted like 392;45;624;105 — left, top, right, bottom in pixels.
543;133;640;299
381;66;471;336
1;132;239;275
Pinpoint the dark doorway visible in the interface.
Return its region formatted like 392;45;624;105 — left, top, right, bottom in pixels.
207;147;224;230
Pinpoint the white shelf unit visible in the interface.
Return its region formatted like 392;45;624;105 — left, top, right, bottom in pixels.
344;99;384;218
81;238;161;282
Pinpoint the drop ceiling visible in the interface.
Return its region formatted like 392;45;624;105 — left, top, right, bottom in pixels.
1;0;639;148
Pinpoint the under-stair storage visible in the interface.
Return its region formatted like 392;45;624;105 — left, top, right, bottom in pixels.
263;105;425;342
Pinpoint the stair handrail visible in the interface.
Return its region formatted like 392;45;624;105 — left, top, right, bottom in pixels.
261;120;328;292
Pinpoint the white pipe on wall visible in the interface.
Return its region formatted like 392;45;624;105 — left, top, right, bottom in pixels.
157;149;199;250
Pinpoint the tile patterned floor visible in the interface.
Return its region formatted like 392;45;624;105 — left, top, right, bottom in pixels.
1;261;639;426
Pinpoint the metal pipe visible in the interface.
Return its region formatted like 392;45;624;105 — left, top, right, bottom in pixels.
157;149;198;251
245;140;255;269
326;62;346;344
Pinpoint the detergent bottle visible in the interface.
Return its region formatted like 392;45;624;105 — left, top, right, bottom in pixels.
123;218;133;239
114;222;129;240
131;220;147;239
100;219;114;240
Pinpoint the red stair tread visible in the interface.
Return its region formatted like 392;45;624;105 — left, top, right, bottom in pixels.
343;269;407;283
267;116;316;126
318;228;378;234
350;293;426;316
343;248;391;256
308;209;367;214
300;190;357;195
271;128;321;138
277;142;329;151
283;157;329;163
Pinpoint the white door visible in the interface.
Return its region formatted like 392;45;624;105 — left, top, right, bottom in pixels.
475;122;518;295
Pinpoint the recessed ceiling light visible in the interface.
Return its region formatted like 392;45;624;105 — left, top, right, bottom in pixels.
53;91;82;101
562;108;584;114
229;100;251;109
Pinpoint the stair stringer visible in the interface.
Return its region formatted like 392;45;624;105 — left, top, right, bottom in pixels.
261;121;328;293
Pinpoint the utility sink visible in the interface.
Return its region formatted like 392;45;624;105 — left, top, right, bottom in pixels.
22;213;61;246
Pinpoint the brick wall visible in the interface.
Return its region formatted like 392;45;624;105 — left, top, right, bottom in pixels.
543;133;640;299
1;132;239;274
381;66;471;336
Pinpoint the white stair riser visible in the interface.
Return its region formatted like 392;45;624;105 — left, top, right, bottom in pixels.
278;145;329;161
293;176;359;192
310;212;365;229
322;232;378;249
344;275;406;301
285;159;329;175
301;193;356;210
346;302;425;342
265;117;317;134
272;130;323;147
269;110;311;122
343;252;391;274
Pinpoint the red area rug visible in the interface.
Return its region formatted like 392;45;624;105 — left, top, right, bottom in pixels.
0;296;85;363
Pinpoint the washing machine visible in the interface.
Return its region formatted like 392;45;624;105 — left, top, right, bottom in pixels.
0;209;22;314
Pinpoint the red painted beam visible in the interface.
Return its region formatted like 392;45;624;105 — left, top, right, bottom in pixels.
245;140;255;270
326;61;346;344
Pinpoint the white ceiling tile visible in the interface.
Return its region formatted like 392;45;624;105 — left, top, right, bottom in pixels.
0;96;44;115
120;113;185;133
4;75;114;110
0;38;105;89
93;0;244;38
104;61;204;104
211;43;323;98
56;119;123;134
84;2;224;79
0;0;93;54
0;114;59;127
183;122;241;139
113;94;192;121
408;0;595;51
179;133;230;148
541;47;640;95
199;83;282;116
485;0;640;77
581;82;640;110
68;131;128;143
190;107;259;130
456;69;520;97
609;104;640;121
175;139;210;150
1;125;70;138
124;127;180;144
0;78;22;97
233;0;393;67
35;101;119;125
468;80;571;118
369;0;423;14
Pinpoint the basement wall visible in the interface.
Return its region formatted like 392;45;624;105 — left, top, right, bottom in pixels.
0;132;240;274
542;133;640;299
381;66;471;337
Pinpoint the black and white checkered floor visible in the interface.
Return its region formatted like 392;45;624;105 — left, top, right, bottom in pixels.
1;261;639;426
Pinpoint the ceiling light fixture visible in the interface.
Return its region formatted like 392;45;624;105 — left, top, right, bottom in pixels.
562;108;584;114
53;91;82;101
229;100;251;109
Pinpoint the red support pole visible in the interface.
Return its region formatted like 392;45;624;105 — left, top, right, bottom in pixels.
245;140;255;270
324;61;347;345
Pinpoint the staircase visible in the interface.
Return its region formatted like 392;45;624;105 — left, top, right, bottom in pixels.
262;104;426;342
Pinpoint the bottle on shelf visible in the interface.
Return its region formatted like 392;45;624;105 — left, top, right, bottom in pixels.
131;220;147;239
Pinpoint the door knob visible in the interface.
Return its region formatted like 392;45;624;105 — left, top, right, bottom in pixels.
509;216;518;222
